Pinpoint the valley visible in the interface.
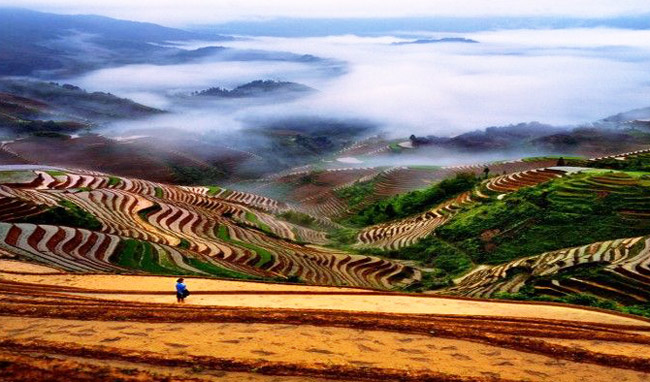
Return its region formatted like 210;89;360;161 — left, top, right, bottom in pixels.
2;5;650;381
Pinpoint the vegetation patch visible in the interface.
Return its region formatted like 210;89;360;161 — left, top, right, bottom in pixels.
244;211;273;233
296;171;327;186
588;151;650;172
14;200;101;231
334;180;377;209
216;225;230;240
178;238;191;249
168;165;225;186
436;171;650;264
107;176;121;187
0;170;35;183
206;186;222;196
388;142;402;153
45;170;66;177
31;131;70;139
361;236;473;291
137;204;162;221
110;238;256;280
184;257;257;279
341;173;478;227
110;239;177;274
522;155;584;164
278;210;321;230
327;227;360;247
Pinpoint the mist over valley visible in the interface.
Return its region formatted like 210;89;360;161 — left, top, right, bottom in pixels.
3;3;650;381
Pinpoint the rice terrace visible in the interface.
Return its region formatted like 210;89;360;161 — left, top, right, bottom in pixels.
2;1;650;381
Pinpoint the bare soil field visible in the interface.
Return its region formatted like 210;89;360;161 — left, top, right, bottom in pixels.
1;268;645;326
2;265;650;381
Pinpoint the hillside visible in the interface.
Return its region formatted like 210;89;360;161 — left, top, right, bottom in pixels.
4;142;644;320
2;158;650;381
0;79;162;127
193;80;314;98
0;8;340;77
0;8;229;76
320;156;650;317
0;166;417;289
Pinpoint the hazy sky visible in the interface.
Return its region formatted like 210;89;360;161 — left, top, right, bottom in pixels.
1;0;649;25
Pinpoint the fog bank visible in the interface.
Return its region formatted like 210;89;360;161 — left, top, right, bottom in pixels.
70;28;650;138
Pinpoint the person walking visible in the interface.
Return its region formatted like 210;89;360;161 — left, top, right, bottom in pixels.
176;278;189;303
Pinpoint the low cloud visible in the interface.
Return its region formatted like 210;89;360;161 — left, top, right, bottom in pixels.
70;28;650;139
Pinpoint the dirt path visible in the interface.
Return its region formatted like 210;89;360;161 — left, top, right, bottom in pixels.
0;272;367;293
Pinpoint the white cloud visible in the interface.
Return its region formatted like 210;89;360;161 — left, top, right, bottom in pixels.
74;28;650;138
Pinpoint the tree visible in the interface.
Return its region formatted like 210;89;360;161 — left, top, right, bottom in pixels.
556;157;566;166
385;203;396;219
483;167;490;179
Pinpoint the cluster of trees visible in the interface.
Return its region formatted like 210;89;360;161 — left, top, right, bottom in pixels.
15;200;102;231
343;172;479;227
278;210;320;230
193;80;311;98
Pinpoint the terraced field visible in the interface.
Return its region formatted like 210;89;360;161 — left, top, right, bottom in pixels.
354;166;572;250
484;168;568;197
0;167;418;289
3;159;650;381
357;191;475;250
1;261;649;382
449;236;650;301
232;159;561;222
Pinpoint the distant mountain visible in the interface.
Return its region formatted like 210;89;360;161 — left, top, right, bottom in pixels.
0;8;229;76
410;122;566;151
0;8;341;77
407;106;650;156
0;78;162;125
0;8;217;43
392;38;478;45
197;14;650;37
600;106;650;124
193;80;314;98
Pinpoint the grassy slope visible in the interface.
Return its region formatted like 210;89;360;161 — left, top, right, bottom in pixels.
14;200;102;231
339;173;479;227
110;238;256;280
340;169;650;308
437;170;650;264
